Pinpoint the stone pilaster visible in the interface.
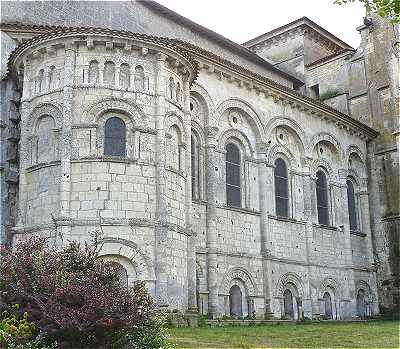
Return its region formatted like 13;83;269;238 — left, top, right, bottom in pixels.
183;77;197;312
358;184;374;264
302;157;318;317
58;43;75;241
154;52;169;307
257;142;274;317
205;125;219;317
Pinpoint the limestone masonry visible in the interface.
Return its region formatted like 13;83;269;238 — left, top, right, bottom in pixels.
0;1;398;319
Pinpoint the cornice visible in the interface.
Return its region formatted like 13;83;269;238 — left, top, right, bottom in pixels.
3;25;199;85
1;23;378;140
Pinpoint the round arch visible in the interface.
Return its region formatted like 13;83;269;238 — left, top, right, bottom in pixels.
27;102;63;133
308;132;345;162
97;237;155;282
214;98;265;140
275;272;305;298
219;267;258;297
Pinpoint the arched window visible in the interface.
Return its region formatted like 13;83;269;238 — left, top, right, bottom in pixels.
176;82;181;103
119;63;130;89
191;134;200;200
104;117;126;156
169;77;176;100
274;158;289;217
229;285;243;317
323;292;333;319
134;65;145;90
347;179;358;231
109;261;129;288
48;66;56;89
316;170;330;225
226;143;241;207
283;289;294;319
88;60;99;83
103;61;115;84
36;115;56;164
37;69;44;92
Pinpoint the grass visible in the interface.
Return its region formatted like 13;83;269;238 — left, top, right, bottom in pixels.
170;321;399;348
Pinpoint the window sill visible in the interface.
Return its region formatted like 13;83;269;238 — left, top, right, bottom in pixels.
71;156;137;163
268;215;305;224
313;223;338;231
221;205;261;216
26;160;61;172
192;199;207;205
350;230;366;237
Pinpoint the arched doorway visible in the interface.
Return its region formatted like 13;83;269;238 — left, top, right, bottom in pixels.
323;292;333;319
109;261;129;288
356;290;367;318
283;289;294;319
229;285;243;317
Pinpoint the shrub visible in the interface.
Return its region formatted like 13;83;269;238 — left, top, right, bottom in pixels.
0;237;156;348
319;89;341;101
121;316;175;349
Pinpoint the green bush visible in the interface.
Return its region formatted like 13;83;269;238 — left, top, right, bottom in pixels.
319;89;341;101
121;316;175;349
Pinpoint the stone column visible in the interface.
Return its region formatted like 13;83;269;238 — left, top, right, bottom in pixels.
205;125;220;317
358;183;374;264
154;52;169;307
302;157;318;318
338;170;356;317
58;43;75;243
257;142;274;317
183;77;197;313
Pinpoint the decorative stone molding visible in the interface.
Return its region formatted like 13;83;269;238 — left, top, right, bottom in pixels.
308;132;345;161
318;277;344;299
213;98;265;140
355;279;376;302
98;237;155;281
265;116;307;153
26;102;63;132
274;272;306;298
267;144;298;168
219;267;258;296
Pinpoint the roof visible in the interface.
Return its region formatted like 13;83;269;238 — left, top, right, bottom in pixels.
243;16;354;51
138;0;303;84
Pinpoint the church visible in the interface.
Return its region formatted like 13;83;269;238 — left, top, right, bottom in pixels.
0;1;398;320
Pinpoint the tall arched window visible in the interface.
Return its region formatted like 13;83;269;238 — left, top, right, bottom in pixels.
169;77;176;100
104;117;126;156
229;285;243;317
226;143;241;207
316;170;330;225
274;158;289;217
103;61;115;84
347;179;358;231
191;134;200;200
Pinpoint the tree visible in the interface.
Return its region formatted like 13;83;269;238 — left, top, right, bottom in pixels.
334;0;400;23
0;237;155;348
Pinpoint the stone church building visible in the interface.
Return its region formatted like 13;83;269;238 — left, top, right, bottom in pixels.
0;1;398;319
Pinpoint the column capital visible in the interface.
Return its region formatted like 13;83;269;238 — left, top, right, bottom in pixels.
205;126;219;140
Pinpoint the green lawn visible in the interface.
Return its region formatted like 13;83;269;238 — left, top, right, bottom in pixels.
170;321;399;348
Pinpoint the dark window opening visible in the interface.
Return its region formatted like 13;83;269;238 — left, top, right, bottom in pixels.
316;170;329;225
310;84;320;99
347;179;358;231
274;158;289;217
104;117;126;156
226;143;241;207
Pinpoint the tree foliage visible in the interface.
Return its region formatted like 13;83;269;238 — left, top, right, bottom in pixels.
0;237;155;348
334;0;400;23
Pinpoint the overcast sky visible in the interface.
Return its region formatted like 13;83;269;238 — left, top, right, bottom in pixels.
156;0;366;48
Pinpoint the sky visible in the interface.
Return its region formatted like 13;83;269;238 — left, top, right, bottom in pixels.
156;0;367;48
